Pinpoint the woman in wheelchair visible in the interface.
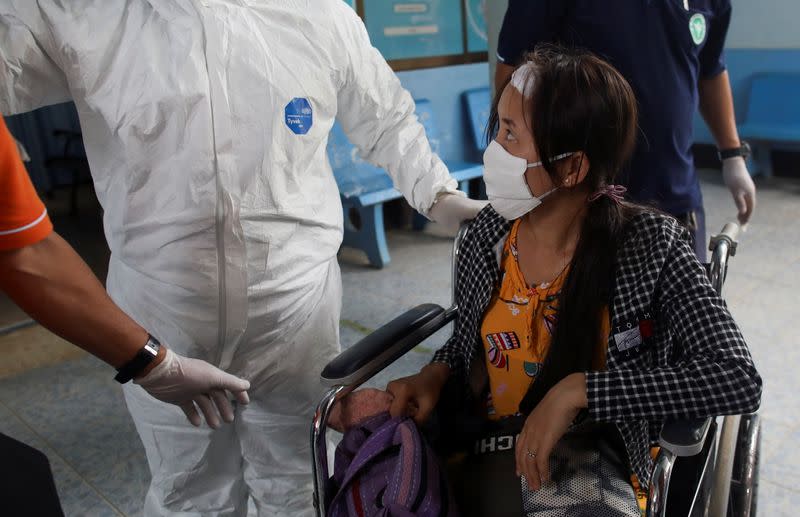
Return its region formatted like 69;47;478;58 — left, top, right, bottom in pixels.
386;46;762;516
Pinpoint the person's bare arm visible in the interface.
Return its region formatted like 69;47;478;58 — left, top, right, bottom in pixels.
0;232;155;369
698;71;756;224
698;70;740;149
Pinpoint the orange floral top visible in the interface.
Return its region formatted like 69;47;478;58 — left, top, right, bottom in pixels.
479;219;649;513
480;218;610;419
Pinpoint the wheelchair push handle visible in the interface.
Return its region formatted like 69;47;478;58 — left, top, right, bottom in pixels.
720;221;740;241
708;222;741;296
709;221;740;256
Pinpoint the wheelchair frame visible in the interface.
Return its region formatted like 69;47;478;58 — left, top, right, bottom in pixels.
311;222;761;517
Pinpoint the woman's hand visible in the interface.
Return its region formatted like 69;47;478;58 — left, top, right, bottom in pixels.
329;388;394;432
386;362;450;425
515;373;588;490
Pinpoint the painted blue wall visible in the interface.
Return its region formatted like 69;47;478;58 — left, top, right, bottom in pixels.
396;62;489;163
694;51;800;144
694;0;800;143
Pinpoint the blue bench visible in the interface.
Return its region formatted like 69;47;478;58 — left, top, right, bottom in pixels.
737;73;800;177
330;94;489;268
328;122;402;269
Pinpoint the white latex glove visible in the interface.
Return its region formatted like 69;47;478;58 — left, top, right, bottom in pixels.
427;192;489;230
135;348;251;429
722;157;756;225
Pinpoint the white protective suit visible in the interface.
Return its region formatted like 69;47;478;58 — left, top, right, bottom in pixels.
0;1;460;515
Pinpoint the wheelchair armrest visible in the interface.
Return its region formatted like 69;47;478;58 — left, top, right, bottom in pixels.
658;417;713;457
321;304;453;388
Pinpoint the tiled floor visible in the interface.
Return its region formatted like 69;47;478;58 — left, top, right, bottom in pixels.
1;170;798;516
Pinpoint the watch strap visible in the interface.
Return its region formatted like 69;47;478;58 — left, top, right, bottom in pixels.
114;335;161;384
718;141;751;161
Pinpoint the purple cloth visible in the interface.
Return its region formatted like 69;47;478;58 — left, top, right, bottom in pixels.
329;413;458;517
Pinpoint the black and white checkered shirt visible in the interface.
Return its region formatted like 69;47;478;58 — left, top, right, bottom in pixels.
432;205;762;484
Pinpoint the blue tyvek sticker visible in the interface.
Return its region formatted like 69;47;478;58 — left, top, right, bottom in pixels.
284;98;313;135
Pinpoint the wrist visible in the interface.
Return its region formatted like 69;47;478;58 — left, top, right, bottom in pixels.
421;362;450;389
112;327;150;369
717;139;743;151
718;141;751;161
560;373;588;410
114;334;163;384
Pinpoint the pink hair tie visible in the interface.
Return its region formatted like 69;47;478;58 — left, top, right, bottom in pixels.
588;184;627;204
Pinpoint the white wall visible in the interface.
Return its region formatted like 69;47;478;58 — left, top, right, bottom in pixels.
727;0;800;49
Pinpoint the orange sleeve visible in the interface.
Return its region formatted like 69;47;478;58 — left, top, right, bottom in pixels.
0;118;53;250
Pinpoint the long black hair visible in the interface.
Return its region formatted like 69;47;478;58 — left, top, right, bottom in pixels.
487;45;642;413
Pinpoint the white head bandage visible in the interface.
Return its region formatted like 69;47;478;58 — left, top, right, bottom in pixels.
509;62;537;98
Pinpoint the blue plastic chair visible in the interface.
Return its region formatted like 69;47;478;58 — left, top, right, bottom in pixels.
462;86;492;153
737;73;800;176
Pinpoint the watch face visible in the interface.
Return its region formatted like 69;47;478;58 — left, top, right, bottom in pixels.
143;339;161;356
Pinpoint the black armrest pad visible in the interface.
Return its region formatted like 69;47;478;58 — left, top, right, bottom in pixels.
659;417;712;457
321;304;450;387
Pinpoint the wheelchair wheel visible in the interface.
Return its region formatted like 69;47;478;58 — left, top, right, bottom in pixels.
727;414;761;517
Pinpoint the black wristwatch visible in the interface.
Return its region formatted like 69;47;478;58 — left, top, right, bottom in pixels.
718;141;751;161
114;334;162;384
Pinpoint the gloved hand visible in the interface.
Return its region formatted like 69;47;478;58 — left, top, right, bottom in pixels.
134;348;251;429
427;192;488;230
722;156;756;225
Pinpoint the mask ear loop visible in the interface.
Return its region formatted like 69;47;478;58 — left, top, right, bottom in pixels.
524;152;573;198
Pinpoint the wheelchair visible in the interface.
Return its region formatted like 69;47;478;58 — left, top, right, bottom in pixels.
311;221;761;517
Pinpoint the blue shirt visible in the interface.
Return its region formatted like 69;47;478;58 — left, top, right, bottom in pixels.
498;0;732;215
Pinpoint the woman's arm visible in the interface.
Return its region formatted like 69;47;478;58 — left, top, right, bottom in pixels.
585;227;762;422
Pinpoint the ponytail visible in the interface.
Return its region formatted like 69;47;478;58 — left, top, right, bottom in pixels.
519;198;639;414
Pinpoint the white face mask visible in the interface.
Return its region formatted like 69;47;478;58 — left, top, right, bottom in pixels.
483;140;573;220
